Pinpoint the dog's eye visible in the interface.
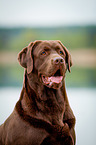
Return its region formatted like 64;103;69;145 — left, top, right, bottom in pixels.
41;51;46;56
59;51;64;55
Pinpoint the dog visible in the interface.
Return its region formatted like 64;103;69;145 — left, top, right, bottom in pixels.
0;40;76;145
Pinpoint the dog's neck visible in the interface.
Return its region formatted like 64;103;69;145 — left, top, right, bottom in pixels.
20;71;65;125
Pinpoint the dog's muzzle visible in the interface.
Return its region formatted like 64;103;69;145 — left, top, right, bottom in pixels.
41;67;65;89
39;56;66;89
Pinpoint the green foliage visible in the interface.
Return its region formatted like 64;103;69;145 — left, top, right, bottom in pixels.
0;26;96;51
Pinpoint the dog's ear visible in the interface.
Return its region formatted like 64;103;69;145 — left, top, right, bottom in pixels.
58;41;72;72
18;42;33;74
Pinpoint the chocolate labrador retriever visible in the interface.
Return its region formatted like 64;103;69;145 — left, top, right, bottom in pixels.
0;40;76;145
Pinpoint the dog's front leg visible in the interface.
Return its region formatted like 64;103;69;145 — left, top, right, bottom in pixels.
63;105;76;145
52;123;74;145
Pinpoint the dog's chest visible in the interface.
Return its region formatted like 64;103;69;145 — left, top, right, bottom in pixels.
40;89;65;118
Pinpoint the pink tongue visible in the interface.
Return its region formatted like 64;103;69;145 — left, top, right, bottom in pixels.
48;76;63;83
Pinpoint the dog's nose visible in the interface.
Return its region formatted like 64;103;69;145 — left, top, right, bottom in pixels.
52;57;64;65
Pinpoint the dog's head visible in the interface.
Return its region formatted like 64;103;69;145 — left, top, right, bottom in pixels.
18;40;72;89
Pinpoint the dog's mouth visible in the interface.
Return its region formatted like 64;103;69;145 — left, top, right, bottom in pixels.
41;69;63;88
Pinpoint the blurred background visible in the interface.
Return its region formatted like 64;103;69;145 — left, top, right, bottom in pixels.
0;0;96;145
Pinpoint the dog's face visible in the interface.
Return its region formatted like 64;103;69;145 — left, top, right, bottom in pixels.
18;40;72;89
33;41;67;89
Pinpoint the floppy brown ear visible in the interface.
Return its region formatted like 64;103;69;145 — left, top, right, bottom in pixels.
58;41;72;72
18;42;33;74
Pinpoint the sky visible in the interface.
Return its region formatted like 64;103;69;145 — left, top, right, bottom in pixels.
0;0;96;27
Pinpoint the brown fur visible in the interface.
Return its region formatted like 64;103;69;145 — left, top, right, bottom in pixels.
0;40;76;145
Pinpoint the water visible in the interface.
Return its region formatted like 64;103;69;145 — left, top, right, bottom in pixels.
0;87;96;145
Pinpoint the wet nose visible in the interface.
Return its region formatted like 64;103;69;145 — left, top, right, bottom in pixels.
52;57;64;65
